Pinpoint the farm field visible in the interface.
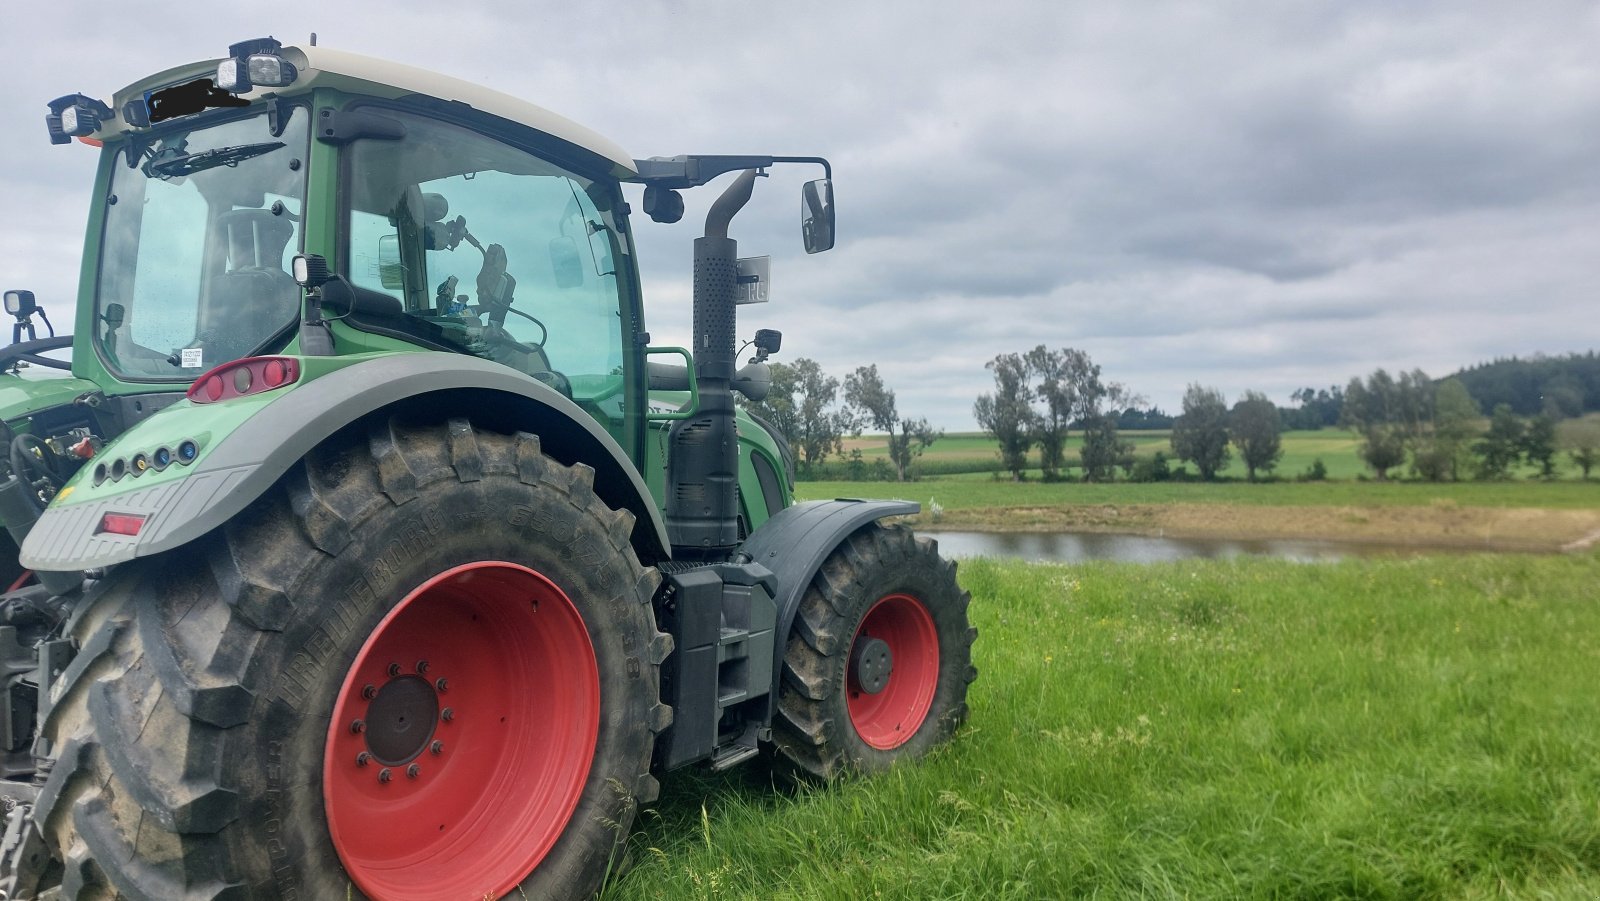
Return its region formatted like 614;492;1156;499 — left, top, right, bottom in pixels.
607;551;1600;899
804;429;1600;550
834;428;1593;483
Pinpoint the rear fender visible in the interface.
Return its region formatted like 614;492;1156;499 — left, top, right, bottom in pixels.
19;354;668;571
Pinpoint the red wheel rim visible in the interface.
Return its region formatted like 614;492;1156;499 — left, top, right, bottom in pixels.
847;593;939;750
324;562;598;900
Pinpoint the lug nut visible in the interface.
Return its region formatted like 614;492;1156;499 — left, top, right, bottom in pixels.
388;663;402;677
407;764;421;779
435;678;449;692
361;684;377;700
441;707;454;722
350;719;365;734
416;660;429;675
430;740;443;755
356;752;371;767
378;768;392;783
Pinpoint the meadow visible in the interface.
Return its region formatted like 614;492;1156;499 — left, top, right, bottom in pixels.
829;428;1594;483
606;550;1600;899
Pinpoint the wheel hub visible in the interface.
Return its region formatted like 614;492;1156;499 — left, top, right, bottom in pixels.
363;674;439;766
323;561;600;901
846;593;940;750
850;636;893;694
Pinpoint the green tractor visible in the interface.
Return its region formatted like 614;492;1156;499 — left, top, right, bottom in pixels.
0;37;975;900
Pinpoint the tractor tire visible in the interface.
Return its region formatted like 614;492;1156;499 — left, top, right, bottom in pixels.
28;415;672;900
773;524;976;779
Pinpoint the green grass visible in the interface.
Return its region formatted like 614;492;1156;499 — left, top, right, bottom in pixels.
607;551;1600;899
796;477;1600;511
835;429;1590;482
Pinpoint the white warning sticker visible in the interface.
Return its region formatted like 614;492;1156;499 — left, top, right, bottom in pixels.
180;348;204;368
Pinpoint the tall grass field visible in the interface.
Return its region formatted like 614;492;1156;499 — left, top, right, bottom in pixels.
605;551;1600;899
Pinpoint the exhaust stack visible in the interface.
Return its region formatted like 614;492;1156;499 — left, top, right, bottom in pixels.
665;170;758;556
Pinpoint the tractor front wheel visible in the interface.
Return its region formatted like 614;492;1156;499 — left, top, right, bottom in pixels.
773;524;976;779
31;416;671;899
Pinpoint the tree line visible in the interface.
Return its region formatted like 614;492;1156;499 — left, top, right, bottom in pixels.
1279;352;1600;431
740;348;1600;483
1340;369;1596;481
741;361;942;481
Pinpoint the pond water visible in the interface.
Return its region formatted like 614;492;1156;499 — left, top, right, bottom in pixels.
924;530;1450;564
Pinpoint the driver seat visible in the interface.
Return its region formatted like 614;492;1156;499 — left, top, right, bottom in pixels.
204;208;300;358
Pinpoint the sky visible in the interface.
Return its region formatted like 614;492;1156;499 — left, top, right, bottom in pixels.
2;1;1597;431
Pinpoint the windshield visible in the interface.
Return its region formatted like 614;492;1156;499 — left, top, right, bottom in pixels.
96;107;309;379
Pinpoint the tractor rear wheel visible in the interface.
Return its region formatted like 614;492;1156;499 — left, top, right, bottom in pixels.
30;416;671;899
773;524;976;779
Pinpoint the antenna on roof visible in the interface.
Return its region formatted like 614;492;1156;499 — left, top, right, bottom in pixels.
309;33;318;47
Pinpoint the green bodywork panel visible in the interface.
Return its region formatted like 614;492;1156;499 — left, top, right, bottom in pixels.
641;402;792;533
43;353;389;511
0;373;99;426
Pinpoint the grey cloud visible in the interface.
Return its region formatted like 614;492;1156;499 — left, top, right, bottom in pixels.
3;0;1598;430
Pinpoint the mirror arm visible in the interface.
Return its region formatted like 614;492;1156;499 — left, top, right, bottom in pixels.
770;155;832;181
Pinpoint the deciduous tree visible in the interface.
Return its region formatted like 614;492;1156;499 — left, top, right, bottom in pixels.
1024;346;1131;481
1172;384;1231;480
1341;368;1432;480
1229;391;1282;481
1474;404;1524;479
845;364;942;481
742;358;850;477
1520;413;1558;478
1079;414;1133;482
973;353;1038;480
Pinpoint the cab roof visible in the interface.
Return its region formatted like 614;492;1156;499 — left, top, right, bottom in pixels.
105;42;638;179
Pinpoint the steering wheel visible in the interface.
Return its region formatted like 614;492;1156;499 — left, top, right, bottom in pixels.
9;434;66;509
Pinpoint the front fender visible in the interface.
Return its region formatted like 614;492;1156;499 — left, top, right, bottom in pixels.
735;498;920;722
20;353;668;571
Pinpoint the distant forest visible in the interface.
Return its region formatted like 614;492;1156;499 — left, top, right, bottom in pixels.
1111;352;1600;432
1449;352;1600;419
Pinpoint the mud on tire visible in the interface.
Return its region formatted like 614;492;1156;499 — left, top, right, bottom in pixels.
29;415;672;900
772;524;976;780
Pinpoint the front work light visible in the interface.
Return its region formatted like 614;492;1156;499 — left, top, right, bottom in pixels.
47;94;113;142
217;36;298;94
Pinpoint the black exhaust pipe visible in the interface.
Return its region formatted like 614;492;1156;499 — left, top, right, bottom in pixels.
665;170;758;556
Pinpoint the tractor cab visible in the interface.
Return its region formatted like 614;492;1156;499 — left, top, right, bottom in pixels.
62;42;640;433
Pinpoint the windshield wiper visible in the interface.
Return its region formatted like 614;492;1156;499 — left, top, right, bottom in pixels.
144;141;284;179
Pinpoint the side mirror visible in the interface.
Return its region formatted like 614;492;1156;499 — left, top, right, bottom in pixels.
3;290;36;319
377;235;405;290
801;178;834;254
102;302;126;329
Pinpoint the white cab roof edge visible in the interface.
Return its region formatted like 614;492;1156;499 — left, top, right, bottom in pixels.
107;43;638;179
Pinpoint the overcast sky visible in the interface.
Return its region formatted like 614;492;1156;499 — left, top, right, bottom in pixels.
2;1;1597;430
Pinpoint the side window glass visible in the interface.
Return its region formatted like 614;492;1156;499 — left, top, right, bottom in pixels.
346;113;627;406
349;209;402;302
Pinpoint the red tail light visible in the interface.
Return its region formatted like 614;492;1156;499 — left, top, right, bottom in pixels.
187;356;302;405
97;513;147;536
